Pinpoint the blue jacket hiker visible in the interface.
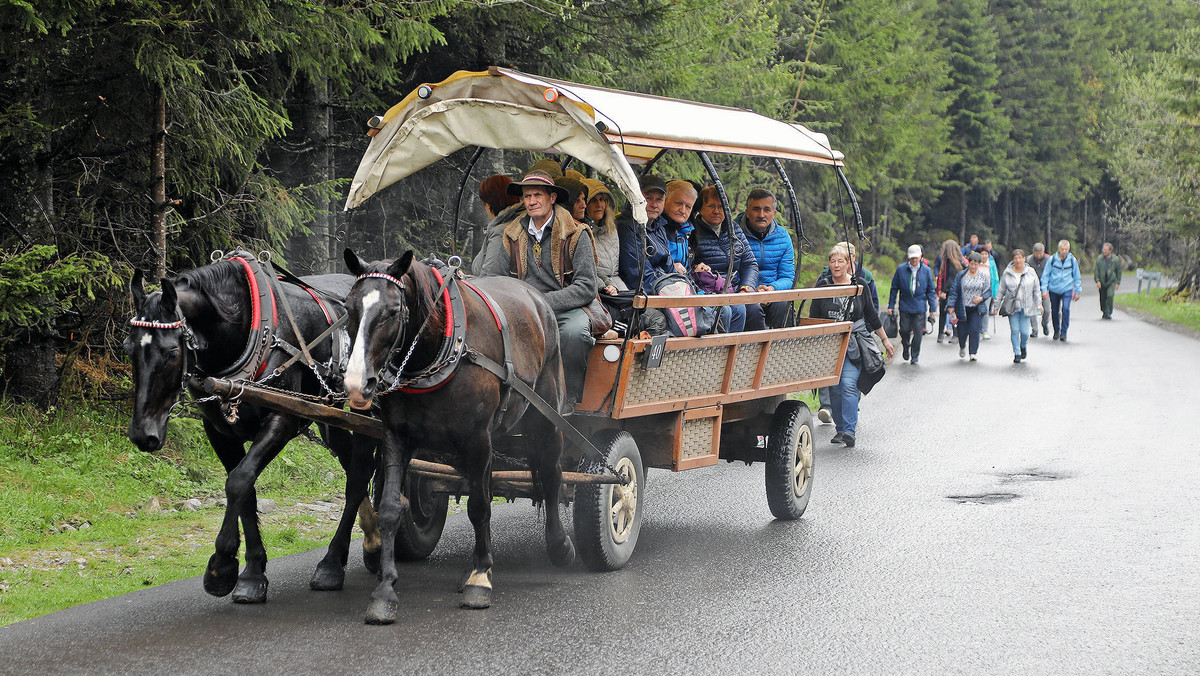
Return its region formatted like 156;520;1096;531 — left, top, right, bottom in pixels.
888;249;937;364
1040;243;1083;341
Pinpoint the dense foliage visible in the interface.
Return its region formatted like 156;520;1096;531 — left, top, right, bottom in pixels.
1;0;1197;402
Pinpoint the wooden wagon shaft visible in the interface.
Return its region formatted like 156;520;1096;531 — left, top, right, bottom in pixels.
195;379;622;487
633;284;863;309
198;377;386;438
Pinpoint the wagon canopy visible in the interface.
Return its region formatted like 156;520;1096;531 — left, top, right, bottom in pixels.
344;67;846;222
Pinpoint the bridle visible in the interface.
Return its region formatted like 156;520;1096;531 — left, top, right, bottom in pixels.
128;309;209;417
349;260;462;395
351;272;419;394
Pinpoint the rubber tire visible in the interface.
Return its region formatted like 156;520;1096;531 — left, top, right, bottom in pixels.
573;430;645;572
394;471;449;561
765;399;814;520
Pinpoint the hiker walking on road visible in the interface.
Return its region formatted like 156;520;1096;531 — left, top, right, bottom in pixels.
946;252;991;361
888;244;937;365
1041;239;1083;342
997;249;1044;363
1094;242;1122;320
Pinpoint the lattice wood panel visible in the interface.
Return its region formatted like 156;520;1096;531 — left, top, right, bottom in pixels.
680;417;716;460
759;334;842;387
729;342;763;390
624;345;727;405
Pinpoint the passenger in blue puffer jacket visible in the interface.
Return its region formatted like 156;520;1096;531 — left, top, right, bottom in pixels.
739;189;796;328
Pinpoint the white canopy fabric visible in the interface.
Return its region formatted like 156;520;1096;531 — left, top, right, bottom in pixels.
344;68;846;221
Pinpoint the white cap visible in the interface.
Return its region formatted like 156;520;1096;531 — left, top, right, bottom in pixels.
907;244;922;259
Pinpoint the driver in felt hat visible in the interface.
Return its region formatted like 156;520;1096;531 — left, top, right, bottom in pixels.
480;169;599;403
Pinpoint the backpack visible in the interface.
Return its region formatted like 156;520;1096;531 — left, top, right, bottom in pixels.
653;273;722;337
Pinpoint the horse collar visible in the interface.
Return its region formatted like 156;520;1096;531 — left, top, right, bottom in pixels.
205;251;278;382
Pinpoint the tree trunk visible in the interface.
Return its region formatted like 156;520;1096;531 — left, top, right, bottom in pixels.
1045;200;1052;248
959;186;967;244
151;88;167;280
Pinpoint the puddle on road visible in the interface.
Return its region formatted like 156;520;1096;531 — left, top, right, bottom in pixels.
998;469;1070;484
945;492;1020;505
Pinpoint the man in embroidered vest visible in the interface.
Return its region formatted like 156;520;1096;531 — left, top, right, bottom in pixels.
481;170;599;403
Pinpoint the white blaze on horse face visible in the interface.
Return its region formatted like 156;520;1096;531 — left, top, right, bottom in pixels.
139;332;152;347
345;289;379;407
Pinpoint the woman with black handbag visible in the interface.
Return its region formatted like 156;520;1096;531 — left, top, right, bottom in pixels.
809;244;895;448
997;249;1044;363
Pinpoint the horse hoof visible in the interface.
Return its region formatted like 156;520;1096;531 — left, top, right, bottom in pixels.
363;546;381;576
364;598;398;625
310;563;345;591
203;555;239;597
460;585;492;609
232;577;268;604
548;535;576;568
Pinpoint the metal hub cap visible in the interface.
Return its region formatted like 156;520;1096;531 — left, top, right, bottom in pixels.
792;425;813;495
608;457;638;544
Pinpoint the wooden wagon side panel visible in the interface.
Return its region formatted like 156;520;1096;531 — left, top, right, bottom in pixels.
576;318;851;419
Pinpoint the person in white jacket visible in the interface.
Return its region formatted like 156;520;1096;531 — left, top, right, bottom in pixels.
997;249;1044;363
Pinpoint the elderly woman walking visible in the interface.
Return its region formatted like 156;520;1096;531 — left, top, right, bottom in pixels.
997;249;1044;363
946;252;991;361
809;243;895;448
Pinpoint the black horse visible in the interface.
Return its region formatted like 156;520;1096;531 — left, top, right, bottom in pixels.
342;249;575;624
126;255;379;602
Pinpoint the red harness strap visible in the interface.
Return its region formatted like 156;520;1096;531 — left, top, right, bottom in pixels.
290;280;333;325
459;280;503;331
231;256;276;378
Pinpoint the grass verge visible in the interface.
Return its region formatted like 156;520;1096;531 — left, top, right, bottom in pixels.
1115;289;1200;334
0;400;349;626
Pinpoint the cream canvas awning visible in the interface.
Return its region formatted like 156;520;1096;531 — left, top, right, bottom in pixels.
344;68;846;223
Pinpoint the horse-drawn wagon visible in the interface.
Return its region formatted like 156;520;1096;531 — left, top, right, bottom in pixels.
130;67;867;624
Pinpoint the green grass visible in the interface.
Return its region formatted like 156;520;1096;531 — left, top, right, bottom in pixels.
0;400;348;626
1115;288;1200;332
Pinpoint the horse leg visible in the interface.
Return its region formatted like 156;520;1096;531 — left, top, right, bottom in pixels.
202;423;247;598
364;430;410;625
311;428;378;590
531;420;574;567
226;415;294;604
459;440;495;609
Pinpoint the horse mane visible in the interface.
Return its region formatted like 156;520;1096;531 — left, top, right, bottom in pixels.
404;259;446;333
174;260;248;323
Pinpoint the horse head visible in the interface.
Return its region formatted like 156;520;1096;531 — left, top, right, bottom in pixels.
343;249;416;410
125;270;194;452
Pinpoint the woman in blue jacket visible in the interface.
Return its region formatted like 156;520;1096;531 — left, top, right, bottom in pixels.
691;186;758;330
946;252;992;361
1040;239;1083;341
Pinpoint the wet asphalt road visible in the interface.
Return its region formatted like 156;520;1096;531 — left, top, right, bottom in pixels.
3;291;1199;674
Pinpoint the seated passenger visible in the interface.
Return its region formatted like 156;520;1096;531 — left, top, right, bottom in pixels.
556;175;589;223
582;177;626;295
739;189;796;328
470;175;523;276
691;185;759;331
480;170;598;403
618;174;675;291
662;180;696;275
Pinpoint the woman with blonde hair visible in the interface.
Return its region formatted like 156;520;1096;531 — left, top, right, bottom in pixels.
582;177;625;294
